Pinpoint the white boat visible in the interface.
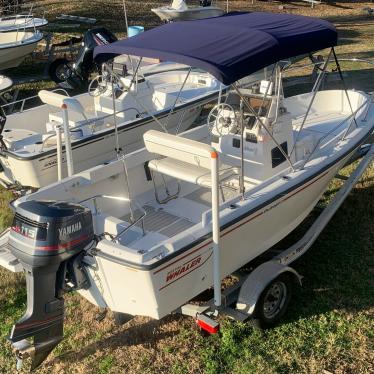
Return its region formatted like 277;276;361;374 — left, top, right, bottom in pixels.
0;63;221;188
0;15;48;32
0;74;12;91
152;0;224;22
0;30;43;69
1;13;374;370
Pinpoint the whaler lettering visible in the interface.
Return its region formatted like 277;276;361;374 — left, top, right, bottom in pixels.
166;257;202;282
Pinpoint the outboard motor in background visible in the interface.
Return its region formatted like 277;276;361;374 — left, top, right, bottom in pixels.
8;200;95;370
200;0;212;6
49;27;117;90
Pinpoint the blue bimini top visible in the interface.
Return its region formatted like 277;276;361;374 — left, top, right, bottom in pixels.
94;12;337;85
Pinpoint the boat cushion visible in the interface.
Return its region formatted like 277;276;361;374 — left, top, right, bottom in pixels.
148;157;235;187
144;129;214;169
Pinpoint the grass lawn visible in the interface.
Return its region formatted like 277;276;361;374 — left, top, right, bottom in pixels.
0;1;373;373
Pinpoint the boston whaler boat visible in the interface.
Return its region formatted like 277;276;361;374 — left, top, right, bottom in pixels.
0;74;12;93
1;13;373;370
152;0;224;22
0;29;43;69
0;14;48;32
0;59;222;188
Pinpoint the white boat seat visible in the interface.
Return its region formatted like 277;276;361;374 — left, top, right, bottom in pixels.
48;110;96;128
144;130;236;189
39;90;96;127
144;129;214;169
148;157;235;188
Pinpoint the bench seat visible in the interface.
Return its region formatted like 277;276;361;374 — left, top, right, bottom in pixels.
148;157;236;188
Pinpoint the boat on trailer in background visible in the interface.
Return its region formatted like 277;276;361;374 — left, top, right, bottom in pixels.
0;59;222;189
0;30;43;69
0;14;48;32
0;12;373;370
152;0;224;22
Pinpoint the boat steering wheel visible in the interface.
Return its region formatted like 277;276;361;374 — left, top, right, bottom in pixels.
88;75;109;97
88;74;122;97
207;103;238;136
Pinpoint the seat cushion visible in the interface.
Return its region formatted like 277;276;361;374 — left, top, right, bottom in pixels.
148;157;236;187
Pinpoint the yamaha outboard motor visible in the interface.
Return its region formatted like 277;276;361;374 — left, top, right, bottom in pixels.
49;27;117;90
8;200;95;370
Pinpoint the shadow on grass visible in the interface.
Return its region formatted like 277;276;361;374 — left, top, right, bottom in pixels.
48;314;183;367
278;182;374;324
326;13;374;26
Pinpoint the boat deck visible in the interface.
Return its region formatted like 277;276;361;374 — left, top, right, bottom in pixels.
120;177;249;246
292;111;349;135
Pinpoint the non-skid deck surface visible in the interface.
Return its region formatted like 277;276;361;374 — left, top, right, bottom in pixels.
122;205;195;238
184;185;240;206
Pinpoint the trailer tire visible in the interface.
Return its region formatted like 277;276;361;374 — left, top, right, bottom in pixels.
49;58;74;83
254;273;293;328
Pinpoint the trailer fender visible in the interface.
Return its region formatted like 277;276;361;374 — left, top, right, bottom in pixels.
236;261;302;316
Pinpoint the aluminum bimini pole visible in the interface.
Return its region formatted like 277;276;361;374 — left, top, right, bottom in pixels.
165;67;192;130
289;48;333;158
232;84;295;172
331;48;359;135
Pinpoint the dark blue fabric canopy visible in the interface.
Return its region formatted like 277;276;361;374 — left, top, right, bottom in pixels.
94;12;337;85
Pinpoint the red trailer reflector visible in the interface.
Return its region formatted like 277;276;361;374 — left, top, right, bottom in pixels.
196;314;220;334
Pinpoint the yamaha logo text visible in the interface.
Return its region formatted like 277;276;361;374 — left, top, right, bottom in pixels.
58;222;82;239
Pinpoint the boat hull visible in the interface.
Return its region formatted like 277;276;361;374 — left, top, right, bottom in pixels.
152;6;225;22
0;34;41;69
81;152;350;319
0;17;48;32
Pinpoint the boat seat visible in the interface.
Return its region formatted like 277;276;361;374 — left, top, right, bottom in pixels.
39;90;96;127
148;157;235;188
144;130;236;190
48;110;96;128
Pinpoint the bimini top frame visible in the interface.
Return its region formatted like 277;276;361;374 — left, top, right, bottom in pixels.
94;12;337;86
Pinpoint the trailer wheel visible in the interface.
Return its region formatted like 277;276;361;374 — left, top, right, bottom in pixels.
49;58;74;83
254;273;293;328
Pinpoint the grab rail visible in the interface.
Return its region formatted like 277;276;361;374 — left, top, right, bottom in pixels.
1;89;70;114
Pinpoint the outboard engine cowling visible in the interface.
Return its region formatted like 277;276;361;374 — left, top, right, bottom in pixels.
8;200;95;370
73;27;117;82
49;27;117;90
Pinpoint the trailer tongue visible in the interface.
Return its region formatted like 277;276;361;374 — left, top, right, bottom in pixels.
7;200;95;370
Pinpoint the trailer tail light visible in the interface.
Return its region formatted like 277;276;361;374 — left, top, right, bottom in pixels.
196;314;220;334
